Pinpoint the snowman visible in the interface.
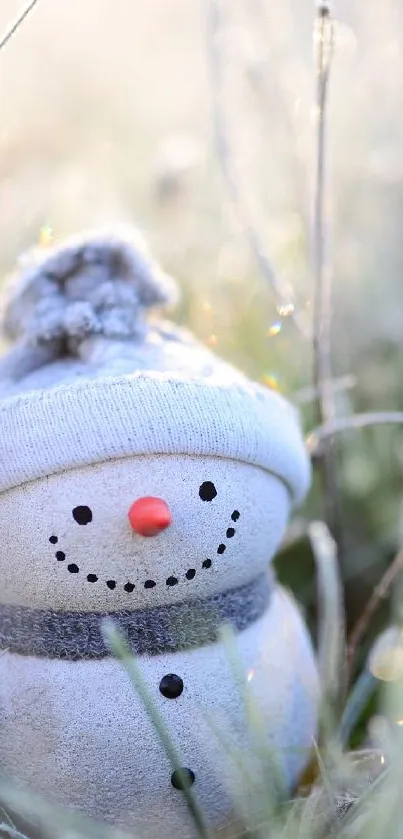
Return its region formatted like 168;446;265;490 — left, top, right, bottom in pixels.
0;229;319;838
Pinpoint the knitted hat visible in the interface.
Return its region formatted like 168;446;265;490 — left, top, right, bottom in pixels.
0;228;310;504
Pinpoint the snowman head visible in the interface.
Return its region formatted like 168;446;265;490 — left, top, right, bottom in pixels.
0;454;291;611
0;229;310;613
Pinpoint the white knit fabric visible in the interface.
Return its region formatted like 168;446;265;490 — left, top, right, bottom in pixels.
0;229;310;503
0;587;319;835
0;372;309;502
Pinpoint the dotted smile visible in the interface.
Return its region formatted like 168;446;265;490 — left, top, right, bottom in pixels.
49;489;241;592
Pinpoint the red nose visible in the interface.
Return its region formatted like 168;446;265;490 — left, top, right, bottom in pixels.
128;497;172;537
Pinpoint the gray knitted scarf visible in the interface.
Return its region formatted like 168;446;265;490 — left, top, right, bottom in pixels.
0;572;272;660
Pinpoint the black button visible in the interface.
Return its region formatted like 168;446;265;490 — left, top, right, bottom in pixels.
159;674;184;699
171;768;195;790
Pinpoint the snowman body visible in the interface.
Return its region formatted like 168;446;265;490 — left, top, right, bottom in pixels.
0;229;319;837
0;454;319;836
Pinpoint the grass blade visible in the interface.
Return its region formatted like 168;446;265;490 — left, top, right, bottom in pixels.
0;777;132;839
0;823;30;839
102;620;211;839
308;521;345;744
338;670;378;748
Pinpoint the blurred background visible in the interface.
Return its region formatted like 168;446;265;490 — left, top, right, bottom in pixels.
1;0;403;708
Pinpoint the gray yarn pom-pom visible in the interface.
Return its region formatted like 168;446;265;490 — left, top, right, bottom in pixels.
2;228;179;350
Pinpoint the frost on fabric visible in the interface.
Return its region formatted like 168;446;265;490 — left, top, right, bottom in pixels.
2;229;179;350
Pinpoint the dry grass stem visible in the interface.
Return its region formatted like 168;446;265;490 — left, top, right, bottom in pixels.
293;375;356;405
0;0;41;53
311;2;344;555
347;549;403;681
312;0;335;419
307;412;403;455
207;0;309;338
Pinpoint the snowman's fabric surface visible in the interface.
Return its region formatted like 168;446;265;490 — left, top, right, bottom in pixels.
0;229;319;838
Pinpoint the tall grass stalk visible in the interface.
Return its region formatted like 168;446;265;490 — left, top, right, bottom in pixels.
309;521;345;742
102;620;211;839
0;0;41;53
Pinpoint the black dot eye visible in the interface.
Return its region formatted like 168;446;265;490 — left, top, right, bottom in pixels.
49;535;58;545
72;506;92;525
199;481;217;502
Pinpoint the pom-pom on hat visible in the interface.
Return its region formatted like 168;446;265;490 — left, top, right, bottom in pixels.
0;228;311;504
